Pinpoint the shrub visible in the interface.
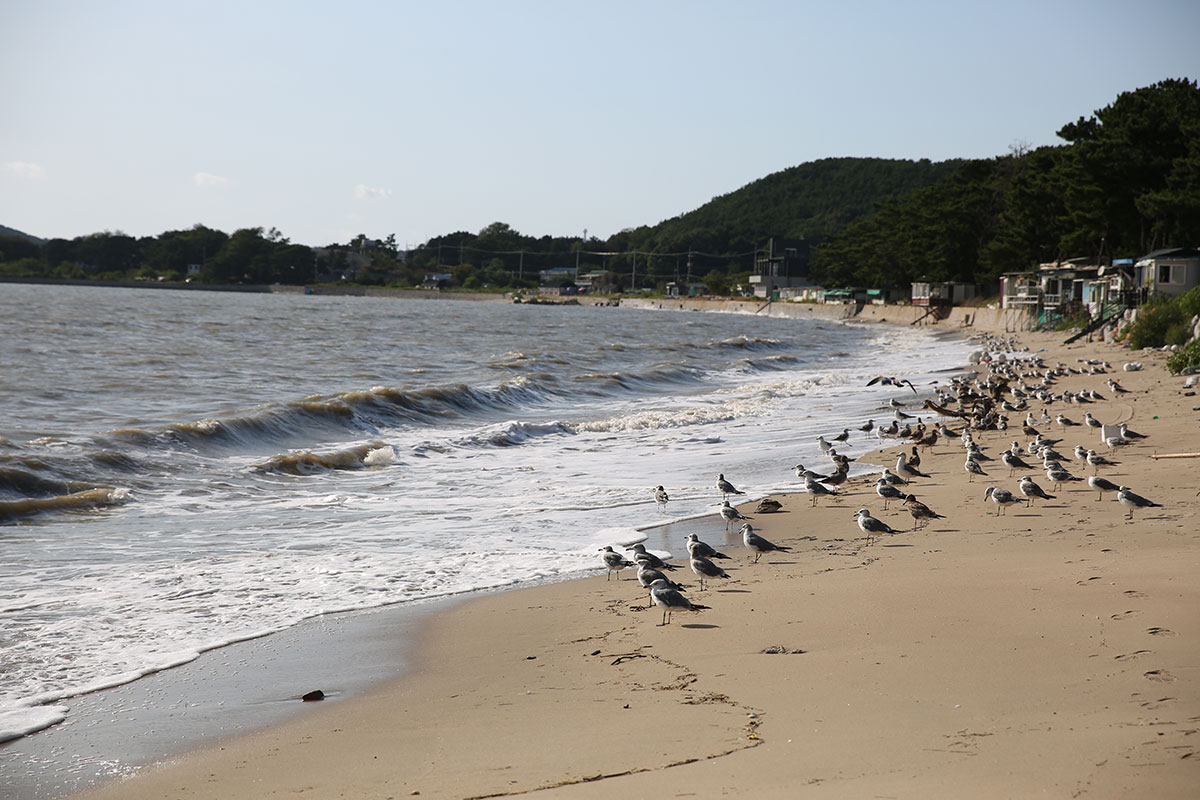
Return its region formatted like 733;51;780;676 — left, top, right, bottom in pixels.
1166;338;1200;374
1128;302;1186;349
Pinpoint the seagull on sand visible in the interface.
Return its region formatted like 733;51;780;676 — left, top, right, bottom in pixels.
984;486;1027;516
1119;423;1147;440
685;533;730;560
716;473;744;499
964;457;988;481
599;546;635;580
805;477;838;506
875;478;908;510
648;579;709;626
629;543;678;571
740;522;790;563
1086;449;1119;473
1018;476;1055;505
720;500;752;531
689;555;730;591
903;495;945;529
1117;486;1161;519
794;463;830;482
855;508;902;544
1056;413;1080;427
637;564;686;592
1087;475;1121;501
1045;464;1084;491
896;453;929;480
653;485;670;508
1083;412;1103;431
1002;450;1034;476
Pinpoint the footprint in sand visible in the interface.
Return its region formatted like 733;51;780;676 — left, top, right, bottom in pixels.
1145;669;1176;682
1138;696;1176;709
1111;610;1142;620
1124;589;1148;598
1116;650;1152;661
1146;627;1176;637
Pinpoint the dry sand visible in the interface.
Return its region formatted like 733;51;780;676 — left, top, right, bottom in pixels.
75;329;1200;799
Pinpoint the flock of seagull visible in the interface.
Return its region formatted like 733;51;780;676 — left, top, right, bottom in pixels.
602;333;1166;626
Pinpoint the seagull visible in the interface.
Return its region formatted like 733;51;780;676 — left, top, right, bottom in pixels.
984;486;1027;515
1087;475;1121;501
1086;449;1119;473
1045;464;1084;491
1018;476;1055;505
1117;486;1161;519
599;546;635;580
741;523;789;563
1107;379;1131;394
1083;412;1103;431
720;500;752;531
1002;450;1035;476
637;564;686;592
689;555;729;591
875;478;908;510
880;468;909;486
794;463;830;482
903;494;945;529
907;446;922;470
805;477;837;506
653;485;670;508
964;457;988;481
716;473;744;499
1118;423;1147;440
896;453;929;480
1073;444;1089;462
833;428;850;442
685;533;730;560
1056;413;1079;427
817;435;832;453
648;578;709;626
629;543;678;571
859;419;875;433
868;376;917;394
855;508;902;544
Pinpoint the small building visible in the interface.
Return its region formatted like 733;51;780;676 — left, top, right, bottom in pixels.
538;267;578;295
421;272;452;290
749;237;810;299
1134;247;1200;297
665;281;706;298
821;287;868;304
911;281;977;307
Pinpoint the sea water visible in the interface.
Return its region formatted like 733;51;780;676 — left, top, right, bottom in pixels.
0;283;977;746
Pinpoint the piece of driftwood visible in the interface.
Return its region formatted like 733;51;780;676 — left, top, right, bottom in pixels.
1149;452;1200;459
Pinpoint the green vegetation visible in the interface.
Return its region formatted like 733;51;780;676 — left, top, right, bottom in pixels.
1126;286;1200;349
1;79;1197;296
1166;338;1200;374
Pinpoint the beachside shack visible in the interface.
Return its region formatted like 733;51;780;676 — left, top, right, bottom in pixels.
911;281;978;307
749;237;811;299
1134;247;1200;297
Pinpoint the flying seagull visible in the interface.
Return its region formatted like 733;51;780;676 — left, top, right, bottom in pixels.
868;376;917;394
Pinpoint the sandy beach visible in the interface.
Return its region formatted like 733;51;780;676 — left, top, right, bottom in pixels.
72;327;1199;799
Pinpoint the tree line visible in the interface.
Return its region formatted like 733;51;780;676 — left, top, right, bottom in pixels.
2;78;1196;293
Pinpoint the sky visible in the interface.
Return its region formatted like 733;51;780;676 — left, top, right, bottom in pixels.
2;0;1198;249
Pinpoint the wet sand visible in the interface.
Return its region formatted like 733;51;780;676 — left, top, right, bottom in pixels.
67;329;1200;799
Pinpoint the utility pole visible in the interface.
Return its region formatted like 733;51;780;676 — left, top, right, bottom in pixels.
631;251;637;291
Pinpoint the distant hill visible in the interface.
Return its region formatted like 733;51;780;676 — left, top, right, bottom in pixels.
617;157;966;255
0;225;44;245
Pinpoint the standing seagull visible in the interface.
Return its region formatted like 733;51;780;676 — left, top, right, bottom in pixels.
689;555;729;591
964;457;988;482
984;486;1027;516
1085;449;1119;473
716;473;744;499
1116;486;1161;519
855;508;902;545
653;485;670;509
599;546;635;580
685;533;730;560
1018;476;1055;505
896;453;929;480
740;523;790;563
875;478;908;510
629;543;678;571
637;563;686;592
833;428;850;442
648;579;709;626
805;477;837;506
1083;412;1103;431
903;495;945;529
1002;450;1034;477
720;500;753;531
1087;475;1121;501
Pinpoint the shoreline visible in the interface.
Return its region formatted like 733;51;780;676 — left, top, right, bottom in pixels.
16;317;1199;797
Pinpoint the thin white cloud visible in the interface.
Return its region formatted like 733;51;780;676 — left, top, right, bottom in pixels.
354;184;393;200
193;171;230;187
3;161;45;179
